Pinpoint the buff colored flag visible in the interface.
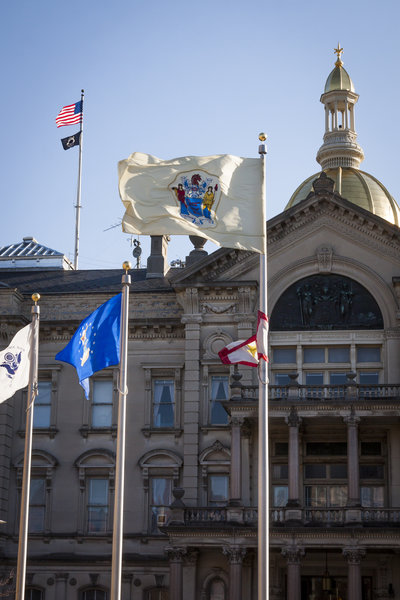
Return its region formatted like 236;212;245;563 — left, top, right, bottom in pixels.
118;152;264;253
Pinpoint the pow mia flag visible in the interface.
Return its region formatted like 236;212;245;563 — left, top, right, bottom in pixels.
61;131;81;150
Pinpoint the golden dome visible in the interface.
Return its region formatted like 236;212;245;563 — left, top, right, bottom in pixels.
285;167;400;226
324;65;355;93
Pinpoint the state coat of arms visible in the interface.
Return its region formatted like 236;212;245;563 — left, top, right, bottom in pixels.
169;170;221;227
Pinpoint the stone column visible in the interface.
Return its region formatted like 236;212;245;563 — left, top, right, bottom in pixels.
344;411;361;507
223;546;247;600
343;548;365;600
54;573;69;600
285;407;301;519
183;549;199;600
281;545;305;600
166;547;186;600
229;416;244;506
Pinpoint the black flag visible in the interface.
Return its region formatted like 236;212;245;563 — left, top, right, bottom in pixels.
61;131;81;150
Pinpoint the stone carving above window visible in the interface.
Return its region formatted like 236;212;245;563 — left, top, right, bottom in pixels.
270;274;383;331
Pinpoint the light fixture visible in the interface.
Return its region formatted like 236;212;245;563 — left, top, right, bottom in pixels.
322;552;332;592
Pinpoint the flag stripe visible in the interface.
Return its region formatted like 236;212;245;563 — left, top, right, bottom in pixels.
56;101;82;127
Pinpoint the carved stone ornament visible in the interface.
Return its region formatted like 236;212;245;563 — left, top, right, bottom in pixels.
286;407;301;428
222;546;247;564
316;245;333;273
281;545;305;564
165;546;187;562
342;547;366;564
203;329;232;359
312;171;336;194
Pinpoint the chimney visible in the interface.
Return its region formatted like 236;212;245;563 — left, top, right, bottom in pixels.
146;235;169;278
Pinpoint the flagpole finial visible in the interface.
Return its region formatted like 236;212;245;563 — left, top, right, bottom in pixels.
122;261;132;273
258;132;267;142
32;293;40;304
258;132;267;155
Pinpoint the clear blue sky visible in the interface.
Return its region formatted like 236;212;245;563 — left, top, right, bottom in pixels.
1;0;399;269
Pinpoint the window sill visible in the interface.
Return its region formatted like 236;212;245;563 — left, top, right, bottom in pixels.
201;425;230;433
141;427;182;439
18;427;58;439
79;425;117;439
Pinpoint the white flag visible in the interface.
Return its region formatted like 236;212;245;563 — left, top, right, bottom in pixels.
0;324;32;403
218;335;258;367
256;310;269;361
118;152;264;253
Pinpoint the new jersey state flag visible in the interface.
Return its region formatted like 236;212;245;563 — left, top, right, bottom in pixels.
55;294;121;399
118;153;264;253
0;324;32;403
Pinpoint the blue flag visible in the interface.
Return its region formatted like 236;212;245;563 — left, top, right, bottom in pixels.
55;294;121;398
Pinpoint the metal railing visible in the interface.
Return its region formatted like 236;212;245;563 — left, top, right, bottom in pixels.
237;383;400;402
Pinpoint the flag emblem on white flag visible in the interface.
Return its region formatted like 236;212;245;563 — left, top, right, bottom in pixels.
0;324;32;403
119;153;264;253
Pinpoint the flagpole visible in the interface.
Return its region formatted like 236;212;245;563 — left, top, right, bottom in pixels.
74;89;84;270
257;133;269;600
111;262;131;600
15;293;40;600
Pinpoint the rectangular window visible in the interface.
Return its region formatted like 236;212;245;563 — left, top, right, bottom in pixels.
150;478;172;533
210;376;229;425
361;442;381;456
305;485;347;507
305;372;324;385
273;348;296;363
87;478;109;533
272;485;288;507
359;372;379;385
33;382;52;428
306;442;347;456
357;347;381;362
29;477;46;532
92;380;113;427
360;464;384;479
274;373;291;385
303;348;324;363
330;464;348;478
153;379;175;428
328;347;350;363
329;372;347;385
272;464;288;479
274;442;288;456
304;464;327;479
208;475;229;506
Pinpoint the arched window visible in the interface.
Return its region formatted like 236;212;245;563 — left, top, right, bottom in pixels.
144;588;169;600
75;450;115;535
139;449;182;534
15;450;58;535
25;588;44;600
201;571;228;600
199;441;231;506
80;588;107;600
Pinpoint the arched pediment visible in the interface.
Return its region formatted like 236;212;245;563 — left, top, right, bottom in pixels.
199;441;230;465
74;449;115;468
139;449;182;469
14;449;58;468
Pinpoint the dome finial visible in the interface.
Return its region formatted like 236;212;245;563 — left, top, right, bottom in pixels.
334;43;344;67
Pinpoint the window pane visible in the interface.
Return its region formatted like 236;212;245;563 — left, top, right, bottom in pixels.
93;380;113;403
273;348;296;363
361;486;384;507
26;589;44;600
153;380;174;427
89;479;108;504
274;442;288;456
92;405;113;427
360;464;384;479
329;372;347;385
304;464;326;479
272;464;288;479
29;506;45;532
305;486;327;507
330;464;347;478
357;347;380;362
83;590;107;600
305;372;324;385
209;475;228;504
274;373;291;385
210;376;229;425
303;348;324;363
359;372;379;385
328;347;350;362
151;478;172;505
329;486;347;507
33;382;51;428
306;442;347;456
361;442;381;456
273;486;288;507
30;479;45;504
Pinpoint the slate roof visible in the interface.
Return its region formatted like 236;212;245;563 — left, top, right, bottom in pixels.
0;268;176;295
0;237;64;258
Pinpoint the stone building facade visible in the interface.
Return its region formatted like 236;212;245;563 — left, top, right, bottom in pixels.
1;50;400;600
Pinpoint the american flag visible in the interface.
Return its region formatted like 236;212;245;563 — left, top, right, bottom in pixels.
56;101;82;128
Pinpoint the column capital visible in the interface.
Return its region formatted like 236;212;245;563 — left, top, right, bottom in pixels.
165;546;187;562
184;548;199;566
343;412;361;427
281;545;305;565
343;547;366;564
222;546;247;564
286;406;301;428
229;415;245;427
